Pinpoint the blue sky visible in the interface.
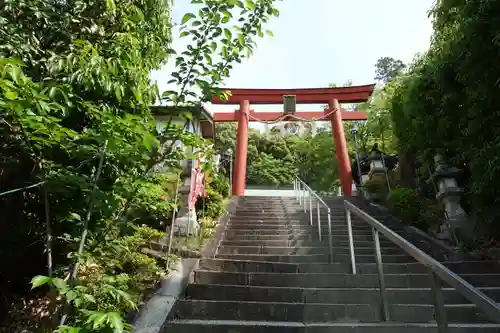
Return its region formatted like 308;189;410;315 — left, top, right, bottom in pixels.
151;0;435;115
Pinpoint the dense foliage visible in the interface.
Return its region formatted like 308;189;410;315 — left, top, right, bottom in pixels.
196;173;229;221
0;0;280;331
388;0;500;234
386;187;443;230
215;123;337;192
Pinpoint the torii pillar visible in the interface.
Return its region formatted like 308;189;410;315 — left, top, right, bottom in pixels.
328;99;352;196
233;100;250;196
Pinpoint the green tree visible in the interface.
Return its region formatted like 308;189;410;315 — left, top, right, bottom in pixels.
215;123;340;192
387;0;500;237
374;57;406;83
0;0;281;331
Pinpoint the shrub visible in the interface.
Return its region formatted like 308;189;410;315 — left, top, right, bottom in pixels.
386;187;443;230
210;174;230;198
196;186;226;220
195;173;229;220
126;174;178;230
362;177;390;201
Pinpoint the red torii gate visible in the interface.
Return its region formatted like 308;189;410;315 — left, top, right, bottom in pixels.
212;84;375;196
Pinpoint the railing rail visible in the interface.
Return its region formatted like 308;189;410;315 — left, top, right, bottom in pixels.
344;200;500;331
293;177;333;263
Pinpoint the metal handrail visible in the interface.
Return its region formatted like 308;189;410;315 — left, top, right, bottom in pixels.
344;200;500;331
293;177;333;263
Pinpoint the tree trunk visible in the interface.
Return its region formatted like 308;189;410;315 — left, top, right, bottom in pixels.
398;149;417;188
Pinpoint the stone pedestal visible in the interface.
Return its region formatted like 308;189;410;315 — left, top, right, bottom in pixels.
173;176;199;236
173;205;198;236
366;150;390;200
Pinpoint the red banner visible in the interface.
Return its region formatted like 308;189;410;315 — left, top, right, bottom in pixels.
187;158;206;209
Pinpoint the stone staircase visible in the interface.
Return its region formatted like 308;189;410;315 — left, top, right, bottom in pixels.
163;196;500;332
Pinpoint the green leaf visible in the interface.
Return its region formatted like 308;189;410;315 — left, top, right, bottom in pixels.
31;275;51;289
49;87;58;99
162;90;178;97
105;0;116;13
181;13;196;24
245;0;256;10
180;31;190;38
69;212;81;221
210;42;217;52
107;312;124;332
115;85;122;102
4;90;18;100
52;278;68;292
66;290;77;301
88;312;107;329
204;54;213;65
224;28;232;41
9;66;21;84
222;9;233;19
83;294;96;303
266;30;274;37
238;33;245;46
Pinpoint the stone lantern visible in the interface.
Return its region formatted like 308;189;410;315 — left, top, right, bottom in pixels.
428;154;473;242
368;148;388;184
362;147;389;200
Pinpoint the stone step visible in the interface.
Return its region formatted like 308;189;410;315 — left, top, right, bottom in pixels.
233;211;291;214
184;284;500;305
224;228;379;237
229;214;377;221
193;271;500;289
171;299;491;323
226;227;377;236
222;233;397;244
214;253;414;263
219;239;401;248
229;216;378;222
236;205;290;208
225;226;375;234
226;224;400;234
230;213;355;219
164;319;500;332
227;222;376;230
223;232;396;243
216;246;404;256
199;259;500;275
229;218;308;222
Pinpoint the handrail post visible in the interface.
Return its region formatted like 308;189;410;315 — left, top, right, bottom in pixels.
345;206;357;274
303;189;307;212
309;191;313;226
297;182;302;205
373;228;390;321
430;270;448;332
316;200;322;241
295;179;299;200
327;208;333;263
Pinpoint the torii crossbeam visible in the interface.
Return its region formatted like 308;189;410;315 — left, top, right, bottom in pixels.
212;84;375;196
